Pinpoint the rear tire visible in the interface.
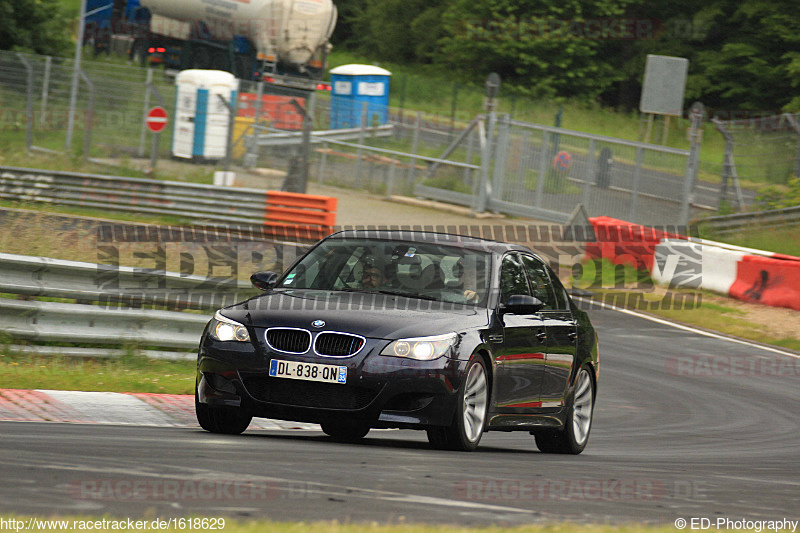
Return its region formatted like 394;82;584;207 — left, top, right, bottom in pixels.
320;420;370;442
427;356;488;451
195;389;252;435
534;366;594;454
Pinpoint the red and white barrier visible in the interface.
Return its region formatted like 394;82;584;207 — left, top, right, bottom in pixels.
586;217;800;312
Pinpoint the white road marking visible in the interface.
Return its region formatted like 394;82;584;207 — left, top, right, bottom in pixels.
576;297;800;359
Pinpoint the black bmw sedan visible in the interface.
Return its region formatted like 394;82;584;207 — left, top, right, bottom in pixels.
196;230;598;453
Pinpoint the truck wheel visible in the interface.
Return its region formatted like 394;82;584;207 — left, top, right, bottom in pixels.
130;41;147;67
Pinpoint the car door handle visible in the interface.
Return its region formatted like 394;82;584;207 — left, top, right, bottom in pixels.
568;330;578;340
536;330;547;342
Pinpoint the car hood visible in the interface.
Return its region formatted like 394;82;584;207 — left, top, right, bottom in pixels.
219;290;490;339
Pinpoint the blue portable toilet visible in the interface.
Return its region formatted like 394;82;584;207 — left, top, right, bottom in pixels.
329;64;391;129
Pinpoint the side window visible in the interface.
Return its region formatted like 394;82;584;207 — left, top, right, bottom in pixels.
500;254;530;303
549;271;569;310
520;255;557;311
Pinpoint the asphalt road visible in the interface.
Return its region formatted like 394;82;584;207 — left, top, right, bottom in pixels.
1;307;798;526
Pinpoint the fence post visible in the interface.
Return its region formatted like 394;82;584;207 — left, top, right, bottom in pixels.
581;139;596;211
680;111;703;226
475;112;496;213
407;111;421;189
787;113;800;178
40;56;52;128
385;160;397;199
318;140;327;184
65;0;87;151
355;101;367;188
79;70;95;162
16;54;34;155
490;114;511;204
138;68;153;158
629;147;644;221
534;130;549;209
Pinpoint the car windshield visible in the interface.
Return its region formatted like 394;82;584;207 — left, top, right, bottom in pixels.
277;238;491;305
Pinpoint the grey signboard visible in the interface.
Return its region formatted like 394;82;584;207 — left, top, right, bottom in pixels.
639;55;689;116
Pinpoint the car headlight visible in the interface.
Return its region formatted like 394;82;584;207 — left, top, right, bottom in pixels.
381;333;457;361
208;311;250;342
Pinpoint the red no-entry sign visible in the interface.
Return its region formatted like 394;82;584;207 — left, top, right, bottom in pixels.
146;106;168;133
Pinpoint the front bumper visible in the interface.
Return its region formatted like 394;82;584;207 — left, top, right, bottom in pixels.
197;333;467;428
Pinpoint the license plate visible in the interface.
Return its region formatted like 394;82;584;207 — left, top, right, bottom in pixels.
269;359;347;384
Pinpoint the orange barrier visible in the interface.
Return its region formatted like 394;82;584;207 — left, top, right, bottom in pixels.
238;94;305;130
264;191;337;241
729;255;800;311
585;216;683;271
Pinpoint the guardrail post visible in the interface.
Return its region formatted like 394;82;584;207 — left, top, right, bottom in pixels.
16;53;34;155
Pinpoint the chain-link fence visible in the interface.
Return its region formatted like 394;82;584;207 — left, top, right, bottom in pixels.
712;112;800;204
1;50;737;227
0;50;175;160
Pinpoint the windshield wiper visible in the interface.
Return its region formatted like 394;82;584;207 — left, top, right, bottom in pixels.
333;287;439;301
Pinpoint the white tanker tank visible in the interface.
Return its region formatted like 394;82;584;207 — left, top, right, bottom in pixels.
140;0;337;70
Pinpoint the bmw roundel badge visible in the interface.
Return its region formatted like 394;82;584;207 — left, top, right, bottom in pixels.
311;320;325;328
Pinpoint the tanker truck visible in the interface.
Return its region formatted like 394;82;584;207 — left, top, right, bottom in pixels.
84;0;337;82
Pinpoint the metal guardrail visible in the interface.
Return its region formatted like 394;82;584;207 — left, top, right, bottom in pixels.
0;252;256;310
0;252;260;360
699;205;800;234
253;124;394;147
0;166;267;225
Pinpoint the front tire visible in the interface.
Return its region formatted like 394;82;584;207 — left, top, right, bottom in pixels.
534;366;594;454
195;389;252;435
427;356;488;451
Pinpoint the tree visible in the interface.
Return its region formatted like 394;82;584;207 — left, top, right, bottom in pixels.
438;0;638;100
0;0;72;56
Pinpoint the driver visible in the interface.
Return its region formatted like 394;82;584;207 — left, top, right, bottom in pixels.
360;264;386;289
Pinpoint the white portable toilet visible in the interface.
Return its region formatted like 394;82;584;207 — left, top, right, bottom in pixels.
172;70;238;161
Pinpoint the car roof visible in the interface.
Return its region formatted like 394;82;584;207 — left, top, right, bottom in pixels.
326;229;532;254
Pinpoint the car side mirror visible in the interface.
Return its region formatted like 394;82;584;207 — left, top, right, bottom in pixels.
500;294;544;315
250;271;278;291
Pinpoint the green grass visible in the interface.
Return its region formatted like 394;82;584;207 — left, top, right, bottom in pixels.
700;223;800;258
0;351;196;394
